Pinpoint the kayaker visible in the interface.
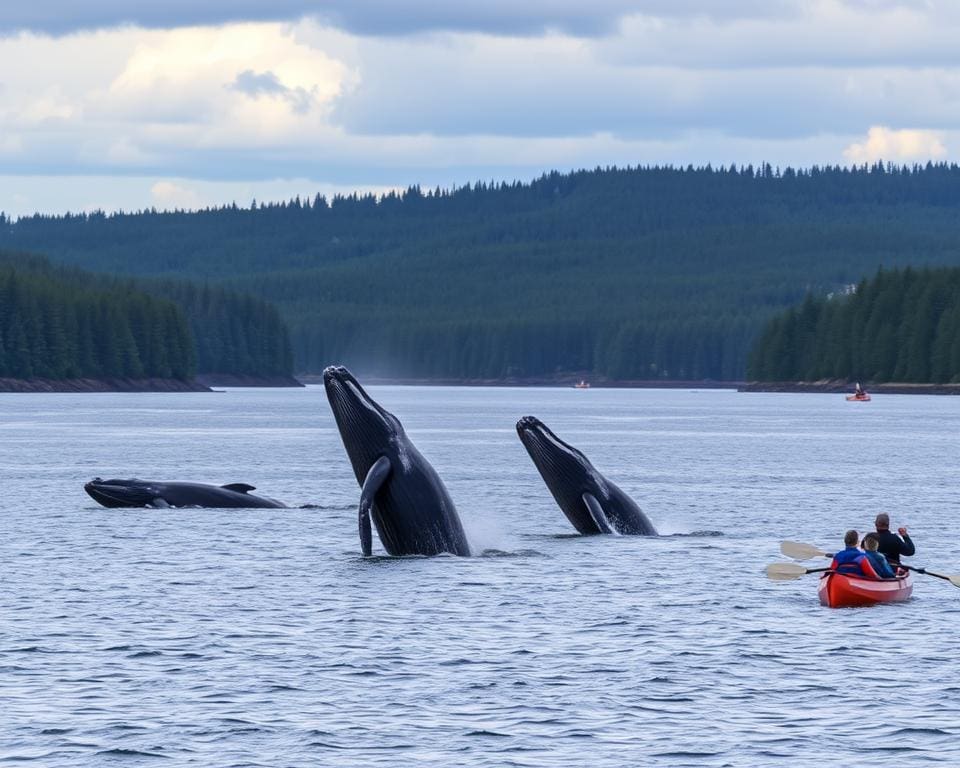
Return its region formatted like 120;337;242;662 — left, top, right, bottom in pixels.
873;513;915;566
830;530;880;578
861;533;896;578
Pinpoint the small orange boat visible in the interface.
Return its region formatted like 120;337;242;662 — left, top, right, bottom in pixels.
818;571;912;608
573;380;590;389
846;393;871;402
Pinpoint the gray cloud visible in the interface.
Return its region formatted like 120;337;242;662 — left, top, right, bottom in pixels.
2;1;958;217
230;69;313;114
1;0;800;37
328;26;960;142
0;1;310;36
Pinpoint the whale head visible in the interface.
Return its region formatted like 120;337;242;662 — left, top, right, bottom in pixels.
84;478;159;508
323;365;404;483
516;416;594;486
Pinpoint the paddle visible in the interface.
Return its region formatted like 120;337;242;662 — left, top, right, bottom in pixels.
766;563;832;581
781;540;831;560
897;564;960;588
780;540;960;588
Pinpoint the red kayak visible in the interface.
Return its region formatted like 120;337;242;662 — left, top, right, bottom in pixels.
846;393;871;402
818;571;912;608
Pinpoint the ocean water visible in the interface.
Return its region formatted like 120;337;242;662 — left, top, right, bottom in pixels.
2;386;959;766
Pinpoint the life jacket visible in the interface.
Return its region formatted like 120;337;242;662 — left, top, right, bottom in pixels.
831;546;878;578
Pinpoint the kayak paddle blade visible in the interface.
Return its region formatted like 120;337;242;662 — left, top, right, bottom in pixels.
766;562;809;580
931;571;960;588
781;540;831;561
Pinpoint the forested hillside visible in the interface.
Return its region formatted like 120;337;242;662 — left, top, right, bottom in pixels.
0;253;193;380
5;163;960;379
748;267;960;383
0;252;294;381
147;281;293;378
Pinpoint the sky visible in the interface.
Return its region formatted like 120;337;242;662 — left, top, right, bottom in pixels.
1;1;958;216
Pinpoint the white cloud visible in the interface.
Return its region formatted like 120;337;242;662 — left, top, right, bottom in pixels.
843;126;948;163
97;23;352;135
0;175;398;218
1;5;960;214
150;180;203;210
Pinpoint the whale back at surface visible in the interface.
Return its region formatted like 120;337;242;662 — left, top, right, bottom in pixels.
516;416;657;536
84;478;286;508
155;482;285;509
323;365;469;556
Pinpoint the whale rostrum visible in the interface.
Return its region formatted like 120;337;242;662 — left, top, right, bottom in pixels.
324;365;470;557
516;415;657;536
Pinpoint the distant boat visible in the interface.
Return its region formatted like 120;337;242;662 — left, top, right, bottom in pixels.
574;380;590;389
846;390;871;402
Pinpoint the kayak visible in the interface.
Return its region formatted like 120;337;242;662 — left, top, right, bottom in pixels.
846;394;871;401
818;571;912;608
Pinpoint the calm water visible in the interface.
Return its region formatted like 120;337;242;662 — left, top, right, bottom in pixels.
2;386;959;766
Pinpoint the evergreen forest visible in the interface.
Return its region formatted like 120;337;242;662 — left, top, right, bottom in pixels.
147;281;293;377
0;252;294;381
748;267;960;383
5;163;960;379
0;253;193;380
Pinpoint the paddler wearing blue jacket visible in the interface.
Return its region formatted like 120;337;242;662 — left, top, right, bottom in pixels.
861;533;896;578
830;529;879;578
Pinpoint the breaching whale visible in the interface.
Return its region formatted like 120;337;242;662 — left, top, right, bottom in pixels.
516;416;657;536
323;365;470;557
84;478;286;509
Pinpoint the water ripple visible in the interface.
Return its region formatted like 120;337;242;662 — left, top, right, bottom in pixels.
2;387;960;766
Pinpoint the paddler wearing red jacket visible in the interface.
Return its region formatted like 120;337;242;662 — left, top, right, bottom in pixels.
829;529;880;578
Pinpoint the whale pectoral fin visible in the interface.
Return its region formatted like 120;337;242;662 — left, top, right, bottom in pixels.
582;492;615;535
359;456;392;557
221;483;255;493
149;498;170;509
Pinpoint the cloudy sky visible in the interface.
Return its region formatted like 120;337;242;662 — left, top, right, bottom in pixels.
1;1;958;215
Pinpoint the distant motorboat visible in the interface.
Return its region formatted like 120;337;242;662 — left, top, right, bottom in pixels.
573;380;591;389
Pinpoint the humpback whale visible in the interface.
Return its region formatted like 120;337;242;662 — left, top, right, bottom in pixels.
323;365;470;557
84;478;286;509
516;416;657;536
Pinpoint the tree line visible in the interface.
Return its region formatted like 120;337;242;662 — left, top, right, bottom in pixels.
5;163;960;379
0;252;293;380
748;267;960;383
0;253;193;379
147;281;293;377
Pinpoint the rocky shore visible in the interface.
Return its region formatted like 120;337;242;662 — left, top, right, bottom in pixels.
740;380;960;395
0;377;211;393
295;374;742;389
194;374;304;388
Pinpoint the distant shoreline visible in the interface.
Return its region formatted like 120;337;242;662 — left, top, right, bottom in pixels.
195;374;304;388
295;374;743;389
740;381;960;395
0;374;305;393
0;377;211;393
6;374;952;394
295;374;960;395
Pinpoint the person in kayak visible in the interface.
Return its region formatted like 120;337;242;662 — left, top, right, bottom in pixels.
861;533;896;578
874;513;915;566
830;530;879;578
